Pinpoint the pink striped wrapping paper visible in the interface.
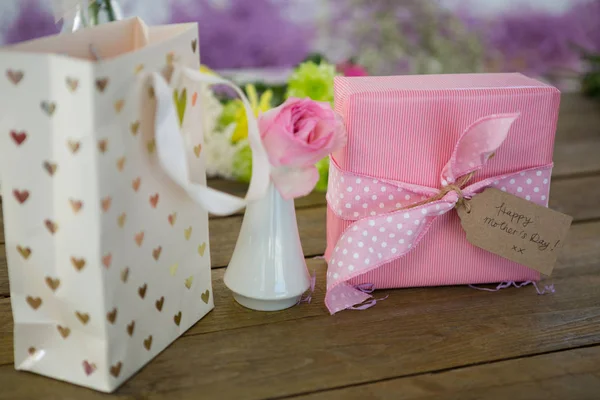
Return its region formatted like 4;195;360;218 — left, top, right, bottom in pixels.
325;73;561;314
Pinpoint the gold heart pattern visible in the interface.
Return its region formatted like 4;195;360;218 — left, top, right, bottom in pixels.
13;189;29;204
6;69;24;85
132;177;142;192
83;360;97;376
143;335;153;351
43;161;58;176
121;267;130;283
110;362;123;378
102;253;112;269
17;246;31;260
155;296;164;312
71;257;86;271
44;219;58;235
75;311;90;325
10;130;27;146
147;139;156;154
57;325;71;339
166;52;175;65
117;156;126;171
134;231;144;247
66;77;79;92
96;78;109;92
201;290;210;304
26;296;42;310
107;308;117;324
70;199;83;213
41;101;56;116
68;140;81;154
168;212;177;226
114;99;125;113
98;139;108;153
149;193;160;208
7;67;214;370
185;276;193;290
152;246;162;261
138;284;147;299
45;277;60;292
198;242;207;257
117;213;127;228
130;121;140;135
101;196;112;212
127;321;135;337
173;88;187;126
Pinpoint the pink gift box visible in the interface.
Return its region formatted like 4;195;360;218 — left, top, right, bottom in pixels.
325;73;560;313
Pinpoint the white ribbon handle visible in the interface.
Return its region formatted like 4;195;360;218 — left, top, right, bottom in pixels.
150;67;271;216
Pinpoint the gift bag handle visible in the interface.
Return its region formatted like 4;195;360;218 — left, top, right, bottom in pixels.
149;67;271;216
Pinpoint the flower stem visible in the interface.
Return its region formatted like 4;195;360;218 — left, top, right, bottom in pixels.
104;0;117;22
88;1;100;25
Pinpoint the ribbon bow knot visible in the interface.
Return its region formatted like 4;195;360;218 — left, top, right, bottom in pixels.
325;113;554;314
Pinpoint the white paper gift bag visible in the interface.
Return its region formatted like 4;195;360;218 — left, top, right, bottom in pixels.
0;18;269;392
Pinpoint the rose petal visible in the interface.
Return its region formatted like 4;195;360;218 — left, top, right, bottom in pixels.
271;166;320;200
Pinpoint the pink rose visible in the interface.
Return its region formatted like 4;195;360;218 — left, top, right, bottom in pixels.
337;61;368;77
259;97;347;199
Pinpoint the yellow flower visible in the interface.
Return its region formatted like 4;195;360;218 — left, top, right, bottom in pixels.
231;84;273;143
200;65;217;75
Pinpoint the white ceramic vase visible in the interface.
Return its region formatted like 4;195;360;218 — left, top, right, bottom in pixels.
224;182;311;311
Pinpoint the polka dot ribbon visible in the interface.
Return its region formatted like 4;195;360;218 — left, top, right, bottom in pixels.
325;113;554;314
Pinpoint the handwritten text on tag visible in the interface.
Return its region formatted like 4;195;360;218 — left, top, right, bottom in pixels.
457;188;572;276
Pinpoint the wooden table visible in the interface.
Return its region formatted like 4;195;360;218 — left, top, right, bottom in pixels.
1;94;599;399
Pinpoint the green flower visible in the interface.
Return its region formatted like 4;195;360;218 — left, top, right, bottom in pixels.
218;101;241;130
286;61;338;104
232;142;253;183
314;157;330;192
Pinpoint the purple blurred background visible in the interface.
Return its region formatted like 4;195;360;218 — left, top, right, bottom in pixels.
1;0;598;88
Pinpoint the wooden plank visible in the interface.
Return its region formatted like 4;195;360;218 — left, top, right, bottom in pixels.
298;346;600;400
552;139;600;178
549;175;600;221
555;94;600;142
0;221;598;399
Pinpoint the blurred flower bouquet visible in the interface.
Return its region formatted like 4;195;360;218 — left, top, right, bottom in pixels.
581;51;600;99
203;56;362;192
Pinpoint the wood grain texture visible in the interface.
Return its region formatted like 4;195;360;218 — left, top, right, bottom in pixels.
298;346;600;400
552;139;600;178
555;95;600;142
0;220;598;399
